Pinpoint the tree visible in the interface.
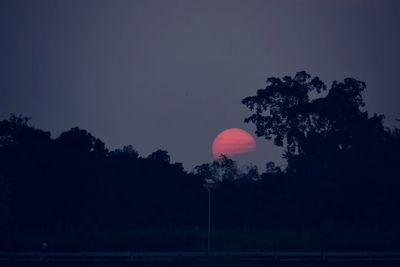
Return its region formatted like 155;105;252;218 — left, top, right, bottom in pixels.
193;155;237;182
242;71;385;171
109;145;139;160
242;72;400;227
55;127;106;156
239;164;260;181
0;114;54;227
265;161;281;174
193;163;216;181
211;155;239;182
147;149;170;163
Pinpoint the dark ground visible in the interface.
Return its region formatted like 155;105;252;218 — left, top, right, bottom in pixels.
1;260;400;267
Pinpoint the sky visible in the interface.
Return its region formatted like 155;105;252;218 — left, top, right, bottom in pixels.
1;0;400;171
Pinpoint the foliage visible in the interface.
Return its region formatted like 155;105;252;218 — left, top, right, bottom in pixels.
0;71;399;250
242;71;385;170
193;155;259;182
242;72;400;227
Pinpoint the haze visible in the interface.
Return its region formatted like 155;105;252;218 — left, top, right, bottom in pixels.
1;0;400;170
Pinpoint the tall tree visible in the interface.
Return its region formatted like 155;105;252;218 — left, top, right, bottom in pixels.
242;71;384;171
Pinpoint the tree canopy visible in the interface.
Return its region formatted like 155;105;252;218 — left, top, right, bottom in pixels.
242;71;385;172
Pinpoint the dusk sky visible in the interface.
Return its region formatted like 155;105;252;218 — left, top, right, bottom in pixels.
1;0;400;170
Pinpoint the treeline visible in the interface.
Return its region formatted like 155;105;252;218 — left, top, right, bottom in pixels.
0;71;400;250
0;115;271;233
0;116;207;232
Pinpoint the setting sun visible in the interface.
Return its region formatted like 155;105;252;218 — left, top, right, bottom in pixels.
212;128;256;159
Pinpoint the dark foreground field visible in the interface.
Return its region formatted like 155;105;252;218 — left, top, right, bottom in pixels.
2;252;400;267
1;260;400;267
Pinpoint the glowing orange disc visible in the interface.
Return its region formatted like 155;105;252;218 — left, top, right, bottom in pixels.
212;128;256;159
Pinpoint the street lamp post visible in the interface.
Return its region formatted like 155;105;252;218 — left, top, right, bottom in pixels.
203;178;215;253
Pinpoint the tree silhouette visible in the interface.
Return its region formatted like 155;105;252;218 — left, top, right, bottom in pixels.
0;73;399;252
242;71;400;227
242;71;385;172
194;155;260;183
147;149;171;163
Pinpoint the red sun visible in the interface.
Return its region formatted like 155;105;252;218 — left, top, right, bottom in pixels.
212;128;256;159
